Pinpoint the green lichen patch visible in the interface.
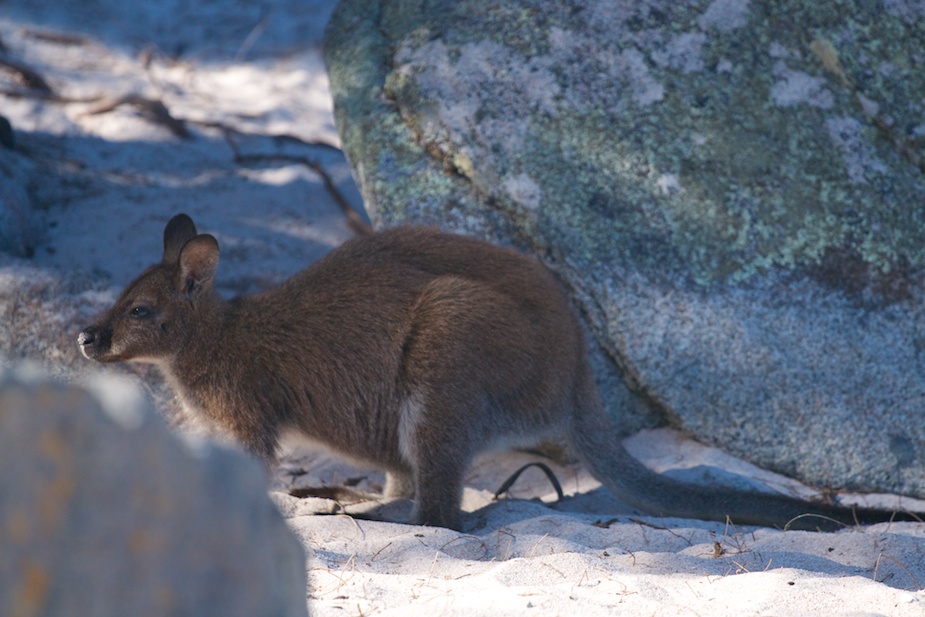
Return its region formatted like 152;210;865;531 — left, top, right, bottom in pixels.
378;0;925;292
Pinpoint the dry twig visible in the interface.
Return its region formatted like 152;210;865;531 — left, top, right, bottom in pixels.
22;28;92;47
0;55;52;92
227;145;372;237
0;87;102;103
82;94;191;138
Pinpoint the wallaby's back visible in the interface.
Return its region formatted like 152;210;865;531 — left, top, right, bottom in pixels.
222;227;583;479
79;214;925;531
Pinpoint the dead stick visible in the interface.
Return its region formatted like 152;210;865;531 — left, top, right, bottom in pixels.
0;56;52;92
83;94;190;139
233;151;372;236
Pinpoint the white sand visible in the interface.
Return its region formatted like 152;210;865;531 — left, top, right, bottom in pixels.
2;1;923;615
273;430;925;616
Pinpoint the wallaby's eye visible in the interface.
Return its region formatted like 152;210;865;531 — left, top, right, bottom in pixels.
130;305;152;319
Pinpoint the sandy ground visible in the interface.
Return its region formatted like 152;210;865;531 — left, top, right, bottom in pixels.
1;1;924;615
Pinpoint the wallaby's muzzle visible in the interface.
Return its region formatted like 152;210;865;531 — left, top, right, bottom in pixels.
77;325;111;361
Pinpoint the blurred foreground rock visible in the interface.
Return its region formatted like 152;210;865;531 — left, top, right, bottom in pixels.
0;365;307;617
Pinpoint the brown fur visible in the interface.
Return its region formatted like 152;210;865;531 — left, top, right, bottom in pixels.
79;214;923;531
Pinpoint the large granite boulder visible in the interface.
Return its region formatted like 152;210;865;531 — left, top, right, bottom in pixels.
0;365;307;617
324;0;925;497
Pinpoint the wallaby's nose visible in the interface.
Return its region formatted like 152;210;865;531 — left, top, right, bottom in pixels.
77;328;96;348
78;326;112;362
77;328;99;360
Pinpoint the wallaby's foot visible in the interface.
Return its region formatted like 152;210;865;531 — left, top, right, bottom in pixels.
413;499;464;531
408;436;468;531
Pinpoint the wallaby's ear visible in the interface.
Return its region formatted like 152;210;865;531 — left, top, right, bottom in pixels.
163;214;198;265
176;234;219;298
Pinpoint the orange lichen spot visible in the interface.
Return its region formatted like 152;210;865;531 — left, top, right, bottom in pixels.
811;38;852;88
12;560;50;617
129;528;167;554
37;428;68;460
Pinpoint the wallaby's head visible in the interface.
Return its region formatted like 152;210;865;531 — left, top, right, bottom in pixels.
78;214;220;364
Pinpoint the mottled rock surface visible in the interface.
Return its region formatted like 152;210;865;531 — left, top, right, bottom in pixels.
0;144;38;257
0;366;307;617
325;0;925;496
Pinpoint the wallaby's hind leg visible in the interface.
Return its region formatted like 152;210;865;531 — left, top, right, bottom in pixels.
398;275;534;530
399;387;477;530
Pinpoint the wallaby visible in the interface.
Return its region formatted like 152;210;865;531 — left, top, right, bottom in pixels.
79;214;922;531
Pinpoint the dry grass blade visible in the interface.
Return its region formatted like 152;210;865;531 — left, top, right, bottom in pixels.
872;553;923;590
628;517;668;531
783;512;850;532
493;461;565;502
591;518;620;529
438;535;489;560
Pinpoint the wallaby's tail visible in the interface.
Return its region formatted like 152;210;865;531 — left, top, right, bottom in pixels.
570;373;923;531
